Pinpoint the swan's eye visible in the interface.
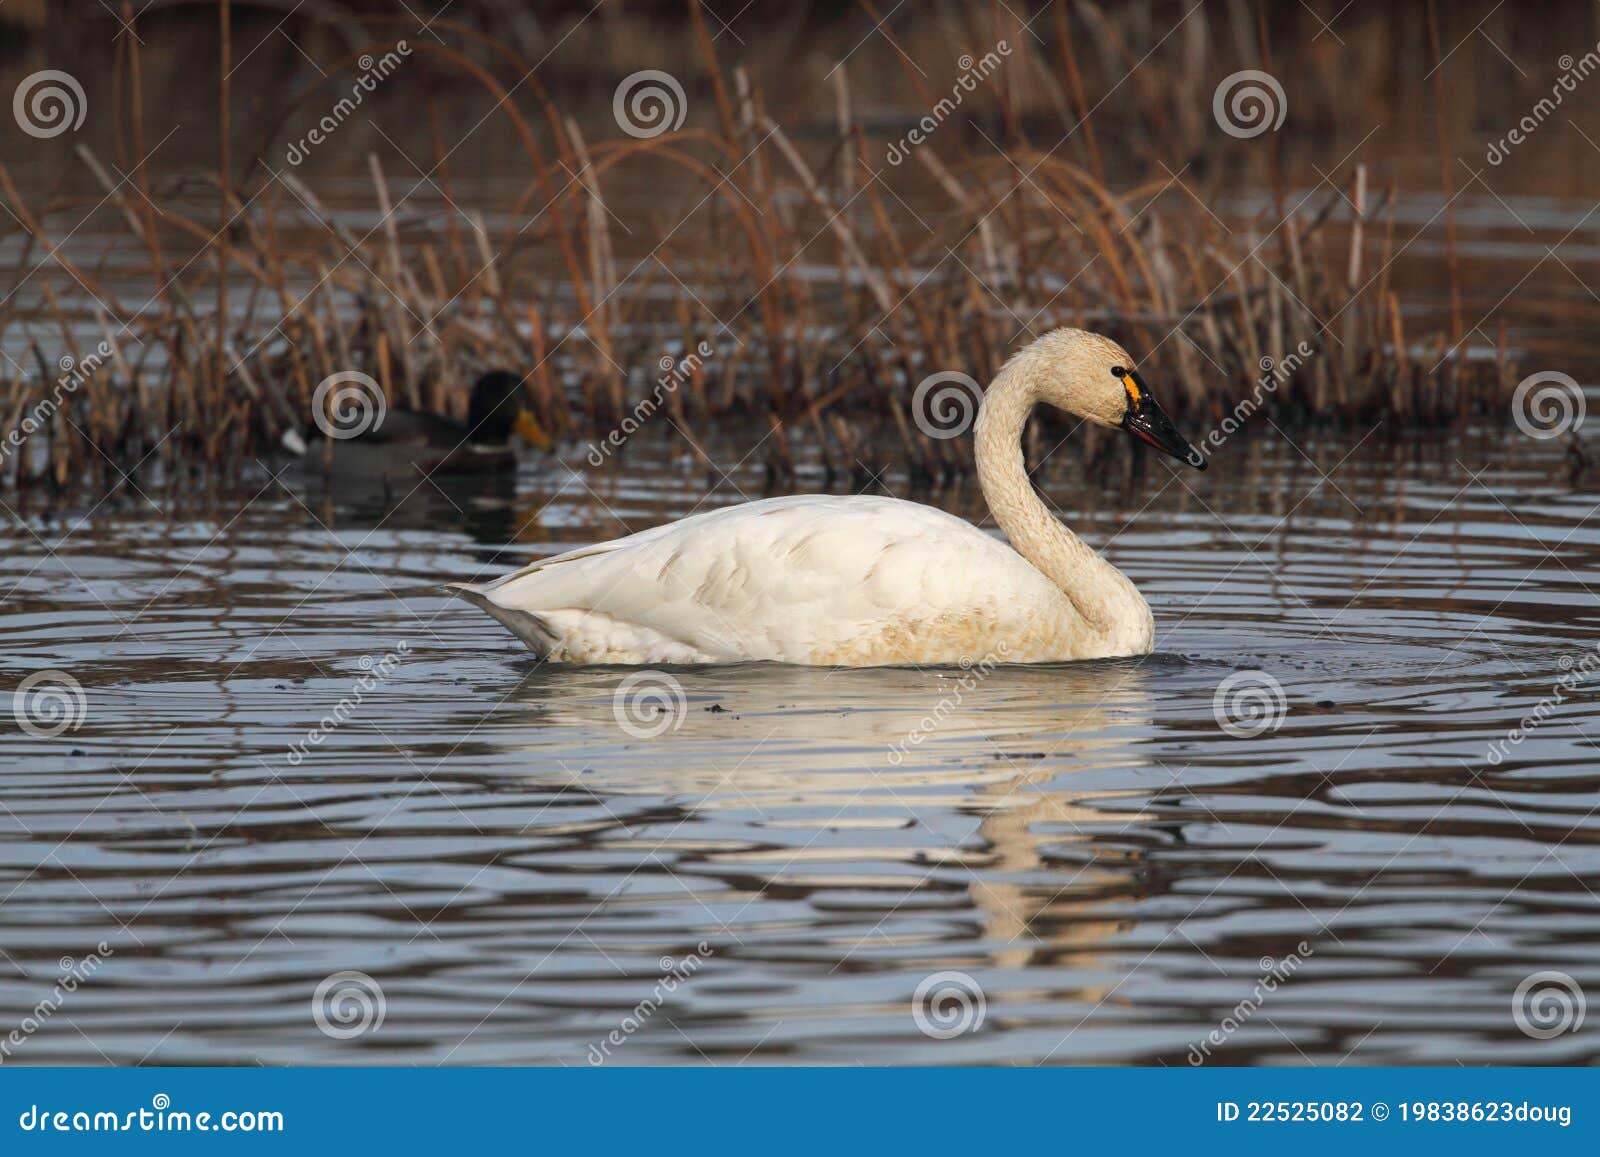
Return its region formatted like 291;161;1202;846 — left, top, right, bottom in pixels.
1109;366;1125;378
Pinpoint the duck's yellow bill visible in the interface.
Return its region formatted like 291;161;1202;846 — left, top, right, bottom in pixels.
515;410;552;450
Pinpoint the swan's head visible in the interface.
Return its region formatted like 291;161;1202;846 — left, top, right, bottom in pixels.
1023;328;1206;470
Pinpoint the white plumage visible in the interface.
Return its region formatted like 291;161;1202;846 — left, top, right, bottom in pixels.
449;328;1205;666
453;495;1073;664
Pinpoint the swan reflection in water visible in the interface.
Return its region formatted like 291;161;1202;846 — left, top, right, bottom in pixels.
491;657;1167;1009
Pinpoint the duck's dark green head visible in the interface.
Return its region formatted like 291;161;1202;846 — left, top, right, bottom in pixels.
469;370;550;448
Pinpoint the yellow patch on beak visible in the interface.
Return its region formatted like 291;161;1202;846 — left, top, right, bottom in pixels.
1122;374;1142;405
515;411;552;450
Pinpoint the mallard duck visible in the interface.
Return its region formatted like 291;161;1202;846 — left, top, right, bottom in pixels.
286;369;551;481
449;328;1206;666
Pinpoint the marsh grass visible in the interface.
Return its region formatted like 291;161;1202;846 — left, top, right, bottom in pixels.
0;0;1512;494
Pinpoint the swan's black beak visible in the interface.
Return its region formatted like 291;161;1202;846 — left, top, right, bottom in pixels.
1119;371;1206;470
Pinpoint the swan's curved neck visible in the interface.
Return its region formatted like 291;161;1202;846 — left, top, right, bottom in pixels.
973;360;1141;631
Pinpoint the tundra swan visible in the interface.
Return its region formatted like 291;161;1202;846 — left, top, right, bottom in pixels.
448;328;1205;665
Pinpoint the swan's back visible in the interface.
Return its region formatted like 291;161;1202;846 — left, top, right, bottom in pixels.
449;494;1094;665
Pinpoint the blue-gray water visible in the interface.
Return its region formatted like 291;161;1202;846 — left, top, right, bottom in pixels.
2;427;1599;1065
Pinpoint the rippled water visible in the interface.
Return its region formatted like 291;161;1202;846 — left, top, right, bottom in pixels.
3;424;1599;1066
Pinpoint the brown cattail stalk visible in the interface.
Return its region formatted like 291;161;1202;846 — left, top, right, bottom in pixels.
217;0;232;438
1425;0;1464;352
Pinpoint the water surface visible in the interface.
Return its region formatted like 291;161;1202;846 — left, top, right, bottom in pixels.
4;426;1599;1065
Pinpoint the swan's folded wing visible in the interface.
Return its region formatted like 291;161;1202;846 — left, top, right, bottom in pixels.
459;495;1056;662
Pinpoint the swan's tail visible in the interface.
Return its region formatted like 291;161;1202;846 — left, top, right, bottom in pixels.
444;582;558;656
